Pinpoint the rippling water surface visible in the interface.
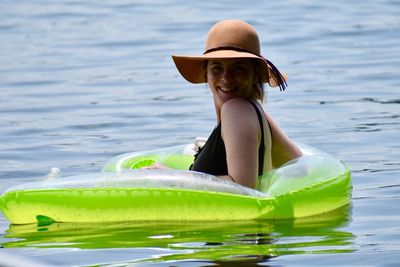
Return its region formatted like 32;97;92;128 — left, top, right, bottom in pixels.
1;0;399;266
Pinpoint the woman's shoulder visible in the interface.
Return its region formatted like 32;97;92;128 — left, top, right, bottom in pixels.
221;98;258;116
220;98;260;130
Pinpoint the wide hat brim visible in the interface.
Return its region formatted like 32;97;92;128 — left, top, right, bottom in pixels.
172;50;287;87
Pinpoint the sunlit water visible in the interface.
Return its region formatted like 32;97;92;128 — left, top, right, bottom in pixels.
0;0;399;266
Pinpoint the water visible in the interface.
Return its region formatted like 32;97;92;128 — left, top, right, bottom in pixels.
0;0;399;266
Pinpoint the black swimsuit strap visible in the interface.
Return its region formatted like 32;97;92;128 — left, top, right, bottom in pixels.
248;101;265;176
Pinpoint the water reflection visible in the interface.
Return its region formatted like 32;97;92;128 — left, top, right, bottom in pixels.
2;206;354;265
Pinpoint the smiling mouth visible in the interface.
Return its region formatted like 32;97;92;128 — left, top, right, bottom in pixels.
218;86;237;93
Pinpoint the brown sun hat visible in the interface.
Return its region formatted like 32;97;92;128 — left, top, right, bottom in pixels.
172;19;288;91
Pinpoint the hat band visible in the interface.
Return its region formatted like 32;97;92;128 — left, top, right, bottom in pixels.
204;46;287;91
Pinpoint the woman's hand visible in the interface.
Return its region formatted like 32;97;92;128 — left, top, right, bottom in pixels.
140;162;172;170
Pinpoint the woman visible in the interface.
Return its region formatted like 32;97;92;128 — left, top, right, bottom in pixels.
155;20;301;189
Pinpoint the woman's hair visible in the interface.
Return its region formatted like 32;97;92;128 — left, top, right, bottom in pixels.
251;59;265;102
203;59;265;102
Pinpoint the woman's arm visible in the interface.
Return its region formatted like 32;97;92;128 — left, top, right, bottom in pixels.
220;98;260;188
264;111;302;168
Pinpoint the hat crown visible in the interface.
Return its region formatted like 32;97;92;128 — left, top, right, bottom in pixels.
205;20;261;55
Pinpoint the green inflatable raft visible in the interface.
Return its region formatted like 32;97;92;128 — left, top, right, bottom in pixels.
0;143;351;224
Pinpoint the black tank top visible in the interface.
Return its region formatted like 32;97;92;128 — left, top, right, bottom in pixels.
190;101;265;176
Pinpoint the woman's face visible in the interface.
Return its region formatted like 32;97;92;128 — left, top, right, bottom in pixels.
206;58;258;112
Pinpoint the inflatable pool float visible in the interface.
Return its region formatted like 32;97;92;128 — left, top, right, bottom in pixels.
0;143;351;224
